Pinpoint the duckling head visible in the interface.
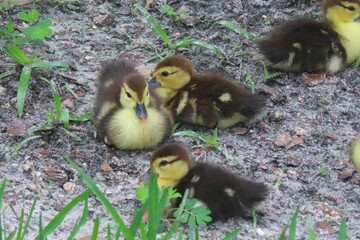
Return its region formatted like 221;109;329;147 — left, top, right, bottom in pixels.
120;73;150;121
322;0;360;23
149;55;195;90
150;143;193;187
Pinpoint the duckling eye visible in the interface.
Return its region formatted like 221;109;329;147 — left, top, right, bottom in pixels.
159;160;169;167
126;92;132;98
347;6;355;11
161;71;170;77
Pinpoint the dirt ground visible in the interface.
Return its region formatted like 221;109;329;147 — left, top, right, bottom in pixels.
1;0;359;239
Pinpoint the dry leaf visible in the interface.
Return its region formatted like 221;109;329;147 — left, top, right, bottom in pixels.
63;182;76;192
294;127;307;136
61;98;75;109
145;0;153;9
8;119;29;137
274;133;292;147
101;160;113;172
232;127;248;135
302;73;326;86
1;0;34;6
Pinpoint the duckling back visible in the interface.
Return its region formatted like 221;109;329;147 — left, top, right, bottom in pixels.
93;60;173;150
168;74;266;129
255;18;346;73
173;163;269;221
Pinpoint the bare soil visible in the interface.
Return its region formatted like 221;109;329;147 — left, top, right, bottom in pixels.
1;0;359;239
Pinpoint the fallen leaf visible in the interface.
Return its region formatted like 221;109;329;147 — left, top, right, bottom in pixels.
31;148;56;159
302;73;326;86
283;155;301;167
42;167;69;181
315;221;337;235
231;127;248;135
321;203;342;218
338;168;354;180
63;182;76;192
93;14;114;26
101;160;113;172
76;90;85;97
324;133;338;139
61;98;75;109
54;202;63;211
286;135;304;149
8;119;29;137
1;0;34;6
274;133;292;147
294;127;307;136
259;85;275;95
145;0;153;9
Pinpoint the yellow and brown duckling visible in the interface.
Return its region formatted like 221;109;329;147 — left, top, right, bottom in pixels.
93;60;173;150
255;0;360;73
149;55;266;129
148;143;269;221
350;138;360;172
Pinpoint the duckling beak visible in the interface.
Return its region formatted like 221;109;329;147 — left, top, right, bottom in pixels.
135;103;148;120
149;77;161;87
139;168;152;183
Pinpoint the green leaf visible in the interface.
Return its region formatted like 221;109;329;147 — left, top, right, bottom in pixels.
179;211;189;223
19;11;30;22
13;135;41;151
0;70;16;80
6;22;14;32
22;19;53;40
222;228;241;240
34;190;91;240
147;173;160;240
4;42;31;65
16;65;32;117
0;178;7;211
195;216;206;228
173;38;224;55
63;157;134;240
31;60;69;69
188;215;196;228
354;55;360;69
15;36;32;45
129;202;148;236
16;209;25;240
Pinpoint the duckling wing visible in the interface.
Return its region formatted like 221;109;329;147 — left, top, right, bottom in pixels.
174;163;269;221
257;18;346;72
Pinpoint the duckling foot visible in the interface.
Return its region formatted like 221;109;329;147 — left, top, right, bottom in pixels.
104;136;113;145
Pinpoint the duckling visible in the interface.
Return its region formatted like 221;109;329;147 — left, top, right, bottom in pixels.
93;60;173;150
149;55;266;129
149;143;269;221
350;138;360;172
255;0;360;73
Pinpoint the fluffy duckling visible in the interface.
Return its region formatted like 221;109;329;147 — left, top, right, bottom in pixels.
149;143;269;221
150;55;266;129
255;0;360;73
350;138;360;172
93;60;173;150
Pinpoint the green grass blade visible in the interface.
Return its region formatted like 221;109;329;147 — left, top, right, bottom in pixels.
61;109;70;129
65;85;79;99
0;178;6;210
0;70;16;80
31;60;69;69
34;190;91;240
306;215;316;240
68;198;88;240
134;3;172;47
173;130;221;151
63;157;134;240
288;207;299;240
62;128;82;142
129;201;148;236
173;39;224;55
13;135;41;151
216;20;258;41
27;123;55;135
338;217;347;240
69;113;92;122
91;217;100;240
107;223;112;240
147;173;159;240
16;65;32;117
38;212;44;240
139;222;148;240
4;42;31;65
48;80;62;123
222;228;241;240
5;231;16;240
21;197;38;239
16;209;25;239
